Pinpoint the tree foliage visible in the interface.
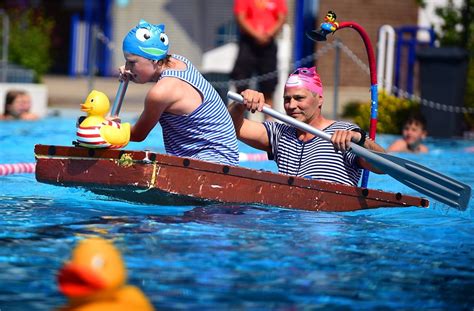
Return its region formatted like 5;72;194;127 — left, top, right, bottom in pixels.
434;0;473;50
6;9;54;82
417;0;474;129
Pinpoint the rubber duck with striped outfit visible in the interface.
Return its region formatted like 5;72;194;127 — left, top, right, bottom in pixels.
57;237;154;311
76;90;130;148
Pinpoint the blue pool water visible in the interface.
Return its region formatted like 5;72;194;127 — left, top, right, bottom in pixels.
1;114;474;310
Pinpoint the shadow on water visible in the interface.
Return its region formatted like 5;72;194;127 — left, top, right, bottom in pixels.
0;200;270;241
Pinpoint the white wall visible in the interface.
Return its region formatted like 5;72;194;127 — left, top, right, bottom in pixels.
112;0;234;71
0;83;48;117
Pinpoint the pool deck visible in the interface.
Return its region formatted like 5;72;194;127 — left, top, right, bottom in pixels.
43;74;267;121
43;74;369;121
44;75;148;114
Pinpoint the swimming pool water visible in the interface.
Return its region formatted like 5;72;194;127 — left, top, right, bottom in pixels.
1;115;473;310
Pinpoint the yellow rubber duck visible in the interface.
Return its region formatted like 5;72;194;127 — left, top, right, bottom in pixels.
76;90;131;148
57;237;154;311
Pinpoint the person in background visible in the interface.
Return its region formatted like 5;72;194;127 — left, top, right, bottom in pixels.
228;67;386;187
387;114;429;153
2;90;38;120
230;0;287;119
118;20;239;166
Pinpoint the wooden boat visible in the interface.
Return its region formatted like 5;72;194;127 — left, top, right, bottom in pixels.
34;144;429;212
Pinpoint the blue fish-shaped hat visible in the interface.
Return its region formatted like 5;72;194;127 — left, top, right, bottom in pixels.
122;20;170;61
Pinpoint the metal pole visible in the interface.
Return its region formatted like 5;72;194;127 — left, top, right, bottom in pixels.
294;0;305;63
333;38;340;120
87;24;98;92
109;79;129;117
0;9;9;83
377;25;395;93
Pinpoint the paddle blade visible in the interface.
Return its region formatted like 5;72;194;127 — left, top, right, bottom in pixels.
369;151;471;210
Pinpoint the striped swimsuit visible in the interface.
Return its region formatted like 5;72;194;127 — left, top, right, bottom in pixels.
76;120;126;149
264;121;362;186
159;55;239;166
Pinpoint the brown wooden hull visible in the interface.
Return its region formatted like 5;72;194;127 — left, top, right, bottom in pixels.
34;145;429;212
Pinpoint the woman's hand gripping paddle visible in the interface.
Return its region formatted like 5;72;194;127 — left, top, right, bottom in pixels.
227;91;471;211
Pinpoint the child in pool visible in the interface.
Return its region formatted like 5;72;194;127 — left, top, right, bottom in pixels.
2;90;39;120
387;114;428;153
117;20;239;166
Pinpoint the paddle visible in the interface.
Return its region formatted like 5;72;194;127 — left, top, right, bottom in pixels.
109;79;129;117
227;91;471;210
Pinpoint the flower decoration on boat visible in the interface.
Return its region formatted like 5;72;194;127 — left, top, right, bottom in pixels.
116;153;134;168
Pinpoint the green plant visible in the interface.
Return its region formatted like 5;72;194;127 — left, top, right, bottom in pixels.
434;0;473;50
6;9;54;82
416;0;474;130
465;61;474;128
342;92;421;134
433;0;474;129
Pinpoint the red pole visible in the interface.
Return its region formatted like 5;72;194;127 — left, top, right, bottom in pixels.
306;16;378;187
336;22;378;139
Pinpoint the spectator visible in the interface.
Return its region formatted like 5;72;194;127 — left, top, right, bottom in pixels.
118;20;239;166
230;0;287;119
2;90;38;121
228;67;385;186
387;114;429;153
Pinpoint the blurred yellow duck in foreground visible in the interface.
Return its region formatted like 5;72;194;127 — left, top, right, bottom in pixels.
76;90;130;148
57;237;154;311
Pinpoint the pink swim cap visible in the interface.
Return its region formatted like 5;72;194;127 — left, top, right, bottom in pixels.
285;67;323;97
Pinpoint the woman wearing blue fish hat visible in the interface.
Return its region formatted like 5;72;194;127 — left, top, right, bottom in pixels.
120;20;239;166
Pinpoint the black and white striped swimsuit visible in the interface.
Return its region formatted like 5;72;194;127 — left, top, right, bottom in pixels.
159;54;239;166
264;121;362;186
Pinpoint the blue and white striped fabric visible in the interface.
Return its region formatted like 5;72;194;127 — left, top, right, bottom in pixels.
159;54;239;166
264;121;362;186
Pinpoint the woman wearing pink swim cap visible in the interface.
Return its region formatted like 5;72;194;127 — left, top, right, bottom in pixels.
229;66;385;186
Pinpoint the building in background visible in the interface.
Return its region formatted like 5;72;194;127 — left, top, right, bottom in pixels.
311;0;420;115
309;0;463;117
4;0;456;114
110;1;297;76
